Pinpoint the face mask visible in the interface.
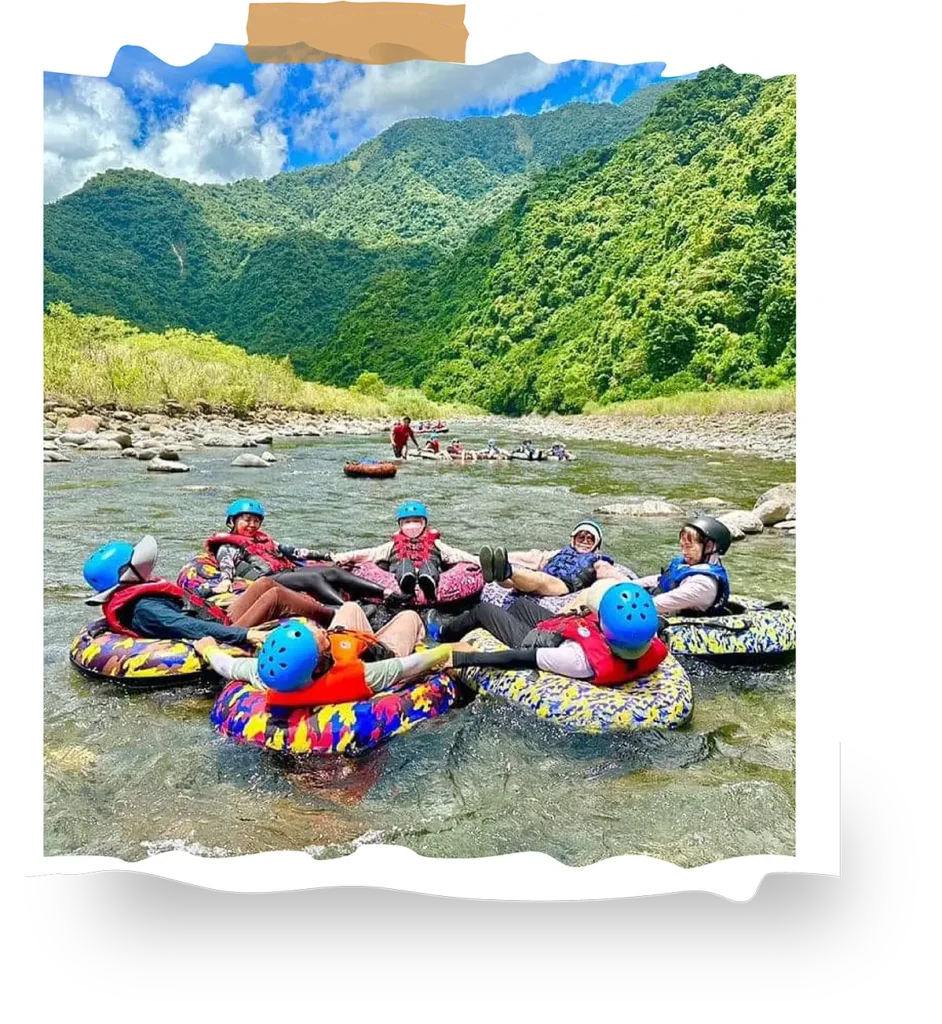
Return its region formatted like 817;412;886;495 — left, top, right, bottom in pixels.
400;520;425;539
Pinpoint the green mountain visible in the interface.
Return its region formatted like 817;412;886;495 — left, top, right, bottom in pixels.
44;70;795;414
43;83;674;365
328;67;796;412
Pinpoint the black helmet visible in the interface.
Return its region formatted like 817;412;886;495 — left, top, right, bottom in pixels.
683;516;732;555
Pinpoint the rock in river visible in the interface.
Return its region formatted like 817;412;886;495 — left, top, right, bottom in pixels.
147;457;190;473
597;499;685;517
231;453;270;468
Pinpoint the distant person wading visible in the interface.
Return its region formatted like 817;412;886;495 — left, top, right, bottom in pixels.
390;416;420;458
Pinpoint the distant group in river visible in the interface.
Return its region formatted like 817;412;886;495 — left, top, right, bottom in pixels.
399;431;574;463
80;492;737;705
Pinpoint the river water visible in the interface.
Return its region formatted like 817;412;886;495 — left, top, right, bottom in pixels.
44;428;796;866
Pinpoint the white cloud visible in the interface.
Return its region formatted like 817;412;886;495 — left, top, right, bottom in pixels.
252;63;286;110
44;76;289;202
142;82;287;183
295;53;562;157
43;78;139;201
133;67;169;95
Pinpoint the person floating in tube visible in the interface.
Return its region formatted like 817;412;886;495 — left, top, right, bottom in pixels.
195;601;453;707
427;581;668;686
325;501;480;604
81;534;325;648
478;519;625;598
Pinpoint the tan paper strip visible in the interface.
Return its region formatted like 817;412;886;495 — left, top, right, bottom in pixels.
246;2;467;64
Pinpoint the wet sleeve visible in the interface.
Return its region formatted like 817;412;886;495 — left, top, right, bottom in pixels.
652;576;719;616
635;574;660;591
130;599;250;645
535;642;594;679
204;650;261;684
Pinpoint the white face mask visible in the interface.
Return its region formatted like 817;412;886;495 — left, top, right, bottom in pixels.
400;519;426;539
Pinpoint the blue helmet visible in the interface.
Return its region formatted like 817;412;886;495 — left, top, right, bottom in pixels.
83;541;134;594
488;438;497;446
257;620;322;693
598;583;658;658
429;434;439;441
226;498;265;522
396;500;429;521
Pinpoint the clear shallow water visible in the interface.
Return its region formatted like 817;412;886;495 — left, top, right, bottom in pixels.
44;428;796;866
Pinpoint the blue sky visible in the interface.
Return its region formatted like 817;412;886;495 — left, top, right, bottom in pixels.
44;44;684;202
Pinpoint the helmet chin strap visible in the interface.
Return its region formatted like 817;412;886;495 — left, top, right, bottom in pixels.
121;562;148;584
311;650;334;680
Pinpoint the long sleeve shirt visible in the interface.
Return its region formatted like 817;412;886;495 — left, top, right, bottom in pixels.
204;645;451;695
129;596;249;645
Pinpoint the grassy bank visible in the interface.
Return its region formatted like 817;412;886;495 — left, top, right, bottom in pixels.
43;304;478;419
581;387;795;419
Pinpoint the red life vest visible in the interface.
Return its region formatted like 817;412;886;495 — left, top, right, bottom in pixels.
205;530;296;574
103;580;230;638
391;423;414;446
264;628;386;707
390;528;441;564
535;611;668;686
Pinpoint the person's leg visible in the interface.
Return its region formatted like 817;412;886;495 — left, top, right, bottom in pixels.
439;603;532;646
416;557;440;601
506;596;558;629
375;610;424;657
481;547;564;596
330;601;373;632
319;566;388;602
229;581;332;627
273;568;346;606
507;567;569;597
392;558;417;595
226;577;277;621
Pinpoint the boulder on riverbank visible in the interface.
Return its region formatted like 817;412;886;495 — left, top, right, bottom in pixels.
147;457;190;472
718;510;765;535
